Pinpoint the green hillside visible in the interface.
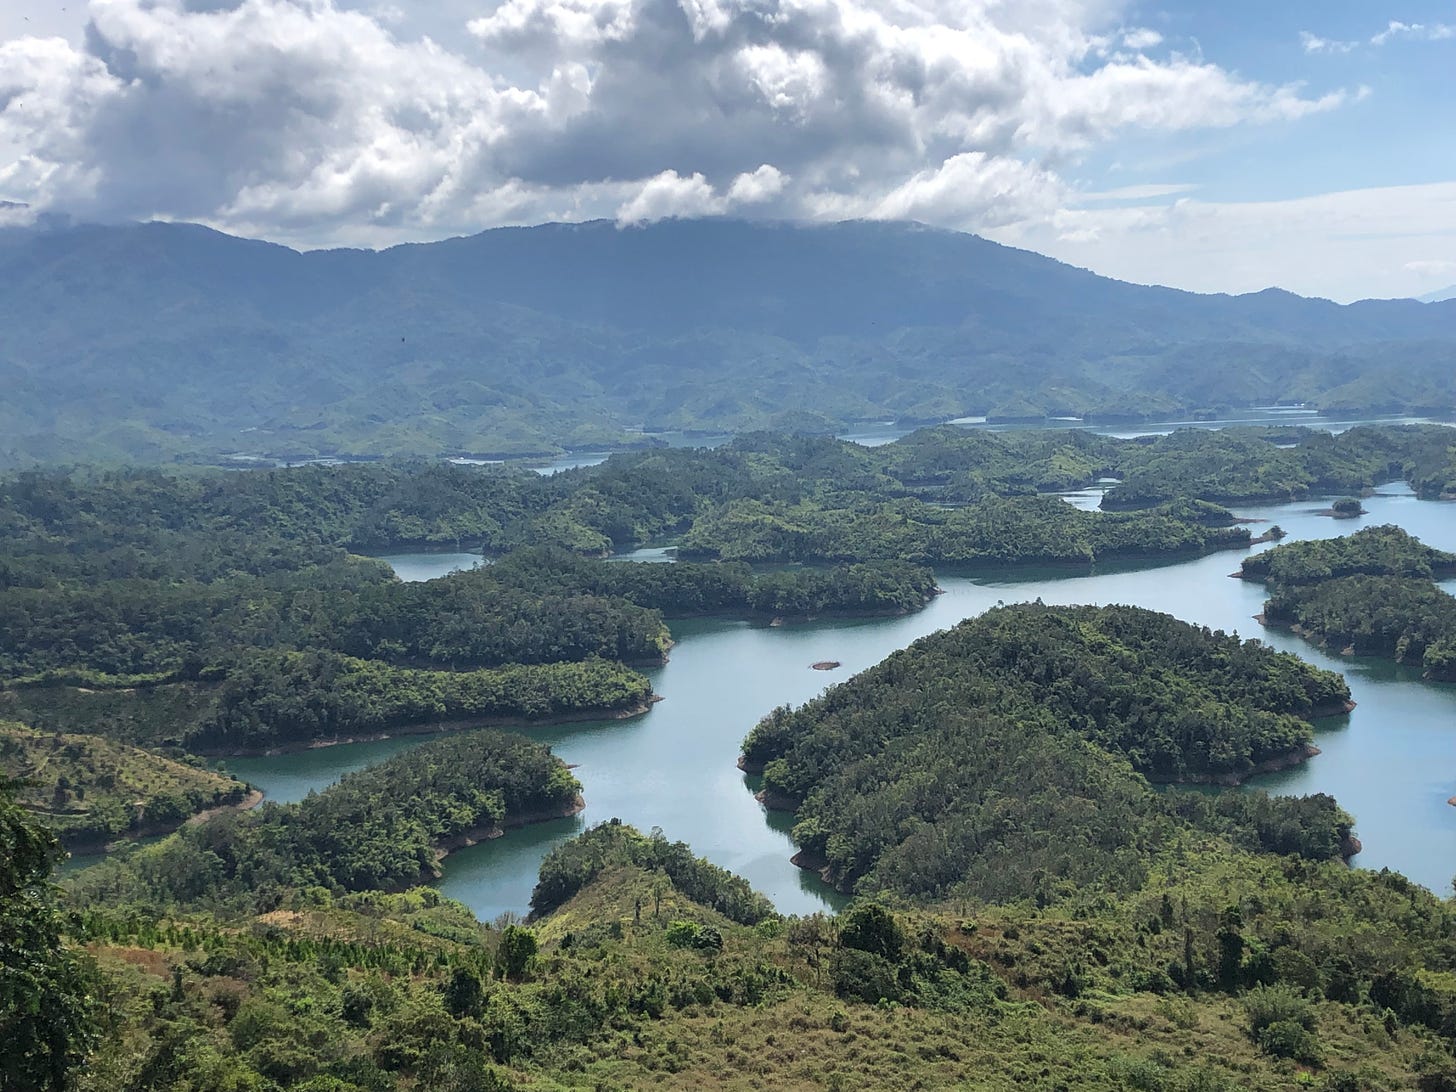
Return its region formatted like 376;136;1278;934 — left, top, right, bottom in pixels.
2;219;1455;465
0;721;249;847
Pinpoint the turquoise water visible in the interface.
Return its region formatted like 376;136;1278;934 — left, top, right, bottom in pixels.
224;485;1456;918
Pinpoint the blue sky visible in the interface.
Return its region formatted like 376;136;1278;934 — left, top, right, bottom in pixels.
1094;3;1455;201
0;0;1453;300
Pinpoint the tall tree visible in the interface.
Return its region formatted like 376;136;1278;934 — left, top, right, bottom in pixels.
0;777;96;1091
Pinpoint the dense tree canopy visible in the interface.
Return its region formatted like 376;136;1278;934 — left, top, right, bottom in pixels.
67;731;580;911
742;604;1351;901
0;779;96;1091
1247;526;1456;679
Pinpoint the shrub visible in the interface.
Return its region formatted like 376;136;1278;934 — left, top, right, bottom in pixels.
1244;984;1320;1062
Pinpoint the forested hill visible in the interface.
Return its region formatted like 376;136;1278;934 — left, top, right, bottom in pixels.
742;603;1353;902
2;217;1455;465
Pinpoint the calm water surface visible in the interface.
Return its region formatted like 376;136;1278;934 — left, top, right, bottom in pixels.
228;484;1456;919
371;550;484;582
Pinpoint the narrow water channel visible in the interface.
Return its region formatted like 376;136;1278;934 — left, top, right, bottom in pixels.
223;484;1456;919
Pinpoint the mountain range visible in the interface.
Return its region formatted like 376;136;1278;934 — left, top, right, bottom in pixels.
2;217;1454;465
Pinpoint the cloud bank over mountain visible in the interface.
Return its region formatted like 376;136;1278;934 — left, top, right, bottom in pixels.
0;0;1349;246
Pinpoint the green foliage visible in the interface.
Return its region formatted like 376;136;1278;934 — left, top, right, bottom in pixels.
1267;575;1456;670
1247;527;1456;680
0;721;249;846
1243;984;1321;1062
46;817;1456;1091
837;904;906;962
66;731;580;909
531;821;775;925
1101;430;1317;508
495;546;940;617
493;925;538;981
664;920;724;951
744;604;1351;901
679;493;1249;565
194;651;653;750
1241;525;1456;585
0;778;96;1091
1163;791;1355;861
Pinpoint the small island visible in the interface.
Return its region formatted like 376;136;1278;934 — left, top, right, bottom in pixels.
1242;526;1456;679
66;730;582;900
1320;497;1367;519
742;603;1355;898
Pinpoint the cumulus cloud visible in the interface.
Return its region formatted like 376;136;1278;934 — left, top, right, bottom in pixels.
0;0;1359;243
615;164;786;223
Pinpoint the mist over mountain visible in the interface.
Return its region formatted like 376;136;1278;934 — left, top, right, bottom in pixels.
2;217;1454;465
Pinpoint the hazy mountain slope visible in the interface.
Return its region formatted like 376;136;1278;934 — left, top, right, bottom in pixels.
1;217;1453;464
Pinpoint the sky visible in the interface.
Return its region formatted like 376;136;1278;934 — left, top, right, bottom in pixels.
0;0;1452;301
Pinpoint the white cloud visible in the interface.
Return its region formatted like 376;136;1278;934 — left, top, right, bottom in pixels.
1074;183;1198;202
0;0;1360;243
1371;20;1454;46
1302;19;1455;54
615;163;788;223
726;163;787;204
1405;259;1456;279
989;181;1456;303
864;153;1064;226
1300;31;1356;55
1120;28;1161;50
616;169;721;223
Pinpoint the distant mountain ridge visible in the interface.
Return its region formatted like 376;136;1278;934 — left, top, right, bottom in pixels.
1;217;1453;465
1420;284;1456;303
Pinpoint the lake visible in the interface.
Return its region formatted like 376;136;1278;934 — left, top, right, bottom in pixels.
224;485;1456;920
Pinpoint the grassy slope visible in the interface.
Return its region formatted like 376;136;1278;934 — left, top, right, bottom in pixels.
0;720;249;845
72;856;1451;1091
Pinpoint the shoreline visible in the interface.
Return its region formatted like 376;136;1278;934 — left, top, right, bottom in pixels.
435;794;586;860
739;755;801;811
401;793;588;889
788;849;842;892
1148;743;1325;788
1258;613;1456;682
195;696;660;758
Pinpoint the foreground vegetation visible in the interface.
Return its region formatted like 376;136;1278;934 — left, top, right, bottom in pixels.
10;791;1456;1091
8;589;1456;1089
